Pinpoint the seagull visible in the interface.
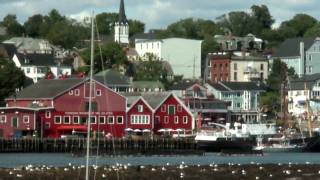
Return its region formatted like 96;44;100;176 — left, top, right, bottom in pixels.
102;173;106;178
151;168;156;171
166;163;170;166
255;176;259;180
285;170;291;175
231;170;236;174
180;172;184;178
68;163;72;166
259;166;264;170
162;167;166;171
9;171;13;175
64;168;69;172
269;174;273;177
16;174;23;178
297;169;302;173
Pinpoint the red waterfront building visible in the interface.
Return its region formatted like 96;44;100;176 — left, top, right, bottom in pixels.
208;54;231;82
1;78;127;138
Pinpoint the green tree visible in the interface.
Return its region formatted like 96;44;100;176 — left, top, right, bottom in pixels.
267;58;288;91
0;58;25;105
0;14;24;36
134;53;168;81
128;20;145;36
304;23;320;37
81;42;128;72
260;91;280;115
250;5;274;30
24;14;44;37
95;13;118;35
280;14;317;37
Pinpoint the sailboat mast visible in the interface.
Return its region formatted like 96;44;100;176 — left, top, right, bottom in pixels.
85;12;95;180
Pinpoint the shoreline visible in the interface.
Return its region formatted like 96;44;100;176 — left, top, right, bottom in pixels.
1;164;320;179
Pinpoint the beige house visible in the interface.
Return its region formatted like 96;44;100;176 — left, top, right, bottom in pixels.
230;55;268;82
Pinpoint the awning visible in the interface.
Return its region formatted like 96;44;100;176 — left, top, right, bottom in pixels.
56;125;87;131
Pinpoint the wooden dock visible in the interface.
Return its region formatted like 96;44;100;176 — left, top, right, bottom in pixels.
0;138;202;155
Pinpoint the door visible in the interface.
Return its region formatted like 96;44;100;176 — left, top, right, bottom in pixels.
12;117;18;128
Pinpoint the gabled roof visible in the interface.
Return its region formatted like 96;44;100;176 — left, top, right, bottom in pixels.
15;53;56;66
132;81;164;90
141;92;171;109
0;43;17;59
168;79;199;90
3;37;53;52
289;73;320;90
94;69;131;87
273;37;315;57
8;78;84;100
208;81;266;91
118;0;128;24
131;32;159;41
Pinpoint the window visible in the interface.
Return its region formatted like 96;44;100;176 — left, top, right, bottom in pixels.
260;72;264;80
12;117;19;128
155;116;160;124
75;89;80;96
164;116;169;124
260;64;264;70
137;105;143;112
54;116;61;124
64;116;70;124
73;116;80;124
23;116;29;123
234;63;237;70
0;115;6;123
99;116;106;124
90;116;96;124
69;90;73;95
183;116;188;124
26;68;30;74
45;122;51;129
96;89;102;96
107;116;114;124
117;116;123;124
309;66;313;73
177;105;182;112
168;105;175;115
234;72;237;81
309;55;312;61
161;105;166;112
174;116;179;124
45;111;51;118
80;117;87;125
85;102;98;112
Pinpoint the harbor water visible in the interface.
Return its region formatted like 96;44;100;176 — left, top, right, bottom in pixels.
1;152;320;168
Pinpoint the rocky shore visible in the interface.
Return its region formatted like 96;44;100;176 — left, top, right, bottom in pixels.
1;163;320;180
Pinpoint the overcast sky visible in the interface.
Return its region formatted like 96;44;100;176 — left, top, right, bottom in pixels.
0;0;319;30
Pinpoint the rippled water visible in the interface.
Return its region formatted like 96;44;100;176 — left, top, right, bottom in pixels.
0;152;320;168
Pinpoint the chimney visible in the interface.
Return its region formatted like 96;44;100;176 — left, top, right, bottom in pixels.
300;41;305;75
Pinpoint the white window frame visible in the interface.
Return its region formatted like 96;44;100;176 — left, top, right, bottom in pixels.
63;116;71;124
183;116;188;124
69;90;73;95
0;115;6;123
107;116;114;124
75;89;80;96
54;116;62;124
11;117;19;128
174;116;179;124
23;115;30;124
99;116;106;124
168;105;176;115
117;116;124;124
96;89;102;96
137;105;143;112
45;111;51;118
164;116;169;124
73;116;80;124
90;116;96;124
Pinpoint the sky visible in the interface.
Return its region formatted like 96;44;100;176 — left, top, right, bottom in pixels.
0;0;319;31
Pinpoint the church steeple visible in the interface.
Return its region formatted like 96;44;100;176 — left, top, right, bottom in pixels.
118;0;128;24
114;0;129;44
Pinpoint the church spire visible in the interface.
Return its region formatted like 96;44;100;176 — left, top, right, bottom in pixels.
118;0;128;24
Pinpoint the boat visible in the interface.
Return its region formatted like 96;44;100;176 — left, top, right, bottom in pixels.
253;136;306;152
195;122;257;153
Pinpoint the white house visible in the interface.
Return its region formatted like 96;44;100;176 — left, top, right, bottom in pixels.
135;38;202;79
12;53;72;83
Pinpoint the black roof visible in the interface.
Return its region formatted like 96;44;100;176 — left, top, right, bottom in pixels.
289;73;320;90
168;79;200;90
273;38;315;57
94;69;131;87
208;82;267;91
0;43;17;59
118;0;128;24
131;32;159;41
16;53;56;66
9;78;84;99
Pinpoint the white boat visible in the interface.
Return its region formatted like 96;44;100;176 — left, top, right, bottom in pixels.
254;136;306;152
